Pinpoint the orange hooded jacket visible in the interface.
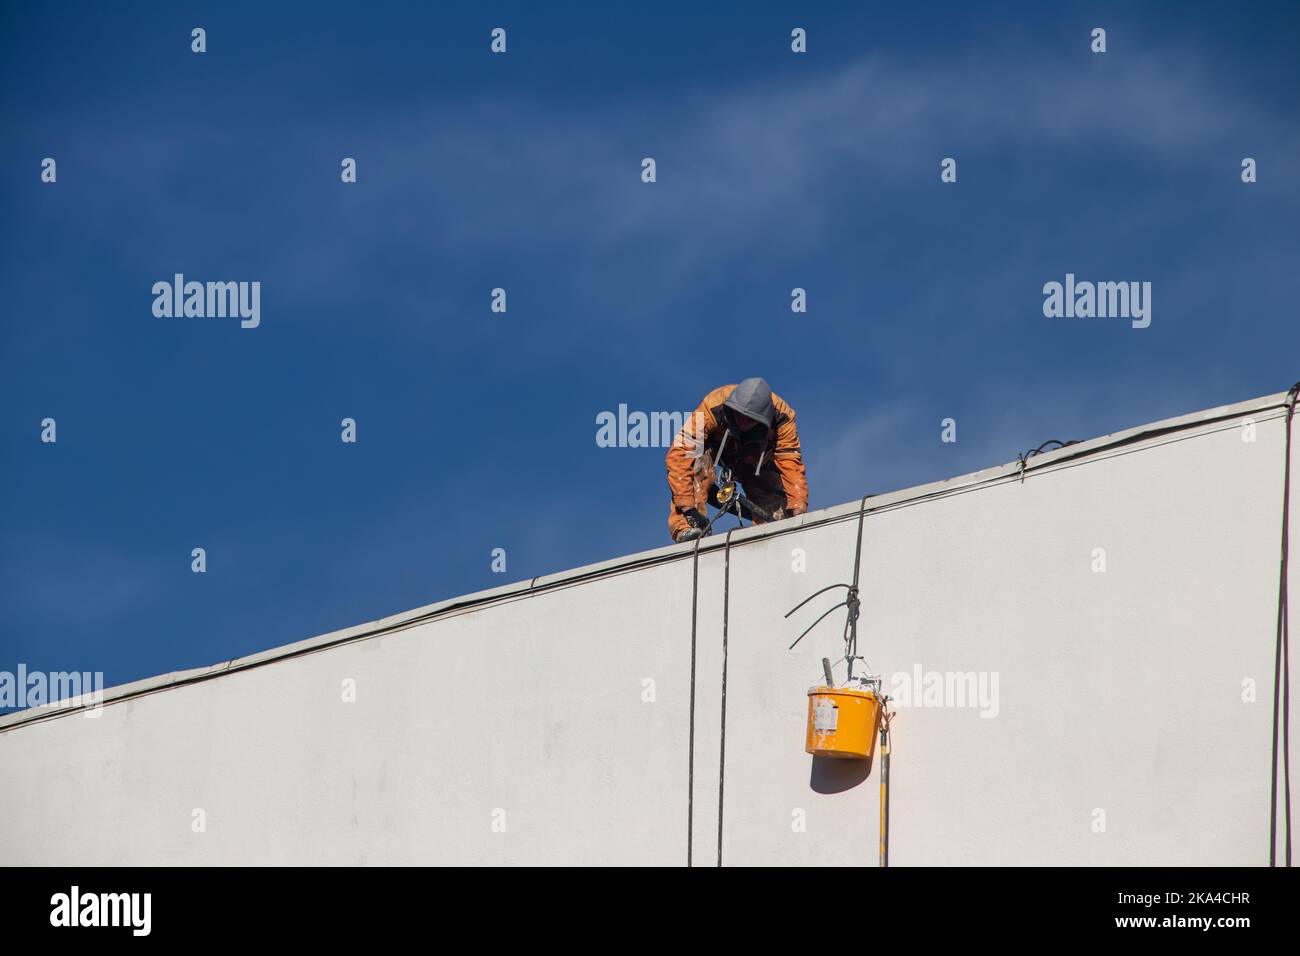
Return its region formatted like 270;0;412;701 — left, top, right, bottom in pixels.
665;384;809;520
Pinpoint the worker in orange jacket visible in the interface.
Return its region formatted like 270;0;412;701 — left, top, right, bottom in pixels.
665;378;809;542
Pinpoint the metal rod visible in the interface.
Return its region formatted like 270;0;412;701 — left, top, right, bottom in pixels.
879;712;890;868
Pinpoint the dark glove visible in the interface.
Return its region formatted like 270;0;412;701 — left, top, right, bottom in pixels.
682;507;708;530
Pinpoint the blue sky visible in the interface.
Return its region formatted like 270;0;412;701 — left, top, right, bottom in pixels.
2;1;1298;702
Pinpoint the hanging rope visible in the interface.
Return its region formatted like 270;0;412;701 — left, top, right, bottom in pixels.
787;495;869;673
1271;382;1298;867
845;495;869;672
786;494;890;868
717;526;737;867
687;494;749;867
686;535;702;867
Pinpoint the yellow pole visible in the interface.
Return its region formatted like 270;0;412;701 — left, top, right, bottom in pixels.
878;708;890;867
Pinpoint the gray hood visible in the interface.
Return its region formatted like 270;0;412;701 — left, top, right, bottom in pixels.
723;377;775;429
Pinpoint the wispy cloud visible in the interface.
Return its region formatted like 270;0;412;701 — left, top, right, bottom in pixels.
15;42;1291;325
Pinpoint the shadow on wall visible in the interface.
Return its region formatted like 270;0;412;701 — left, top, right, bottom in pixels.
810;754;873;793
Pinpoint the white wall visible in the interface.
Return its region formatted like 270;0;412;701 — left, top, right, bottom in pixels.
1;392;1295;865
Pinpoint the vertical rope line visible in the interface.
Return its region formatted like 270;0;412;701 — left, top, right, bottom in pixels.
1271;384;1297;866
687;536;702;867
846;495;870;668
851;495;870;591
717;527;736;867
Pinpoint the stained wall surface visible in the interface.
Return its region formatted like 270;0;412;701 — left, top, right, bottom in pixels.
1;392;1295;865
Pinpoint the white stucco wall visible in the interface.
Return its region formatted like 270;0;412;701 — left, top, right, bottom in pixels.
1;391;1295;865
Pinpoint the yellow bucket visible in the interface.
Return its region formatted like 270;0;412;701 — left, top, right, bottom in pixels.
806;685;881;759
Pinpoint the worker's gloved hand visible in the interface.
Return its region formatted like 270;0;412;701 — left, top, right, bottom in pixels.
682;507;708;529
675;527;705;544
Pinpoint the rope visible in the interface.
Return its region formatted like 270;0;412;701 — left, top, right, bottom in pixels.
686;497;741;867
845;495;869;675
717;527;737;867
851;494;870;586
1017;439;1080;484
686;535;702;867
787;496;870;652
1271;382;1298;866
686;482;747;866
